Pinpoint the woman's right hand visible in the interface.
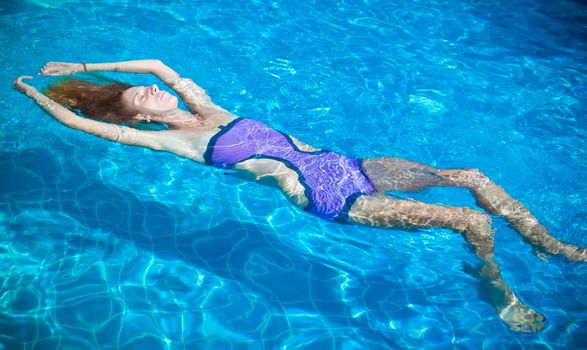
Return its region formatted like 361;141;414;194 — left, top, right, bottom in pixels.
13;76;37;97
40;62;83;76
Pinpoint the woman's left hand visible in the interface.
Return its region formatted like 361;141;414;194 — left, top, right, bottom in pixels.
40;62;83;76
13;76;37;97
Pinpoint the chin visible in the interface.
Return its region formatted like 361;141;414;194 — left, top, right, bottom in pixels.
170;96;179;109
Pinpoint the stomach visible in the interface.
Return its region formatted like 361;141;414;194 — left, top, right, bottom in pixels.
233;158;310;208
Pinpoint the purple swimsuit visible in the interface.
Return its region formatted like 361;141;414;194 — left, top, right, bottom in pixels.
204;118;376;222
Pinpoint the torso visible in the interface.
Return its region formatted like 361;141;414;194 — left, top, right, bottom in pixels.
155;116;375;221
153;114;237;163
155;116;311;206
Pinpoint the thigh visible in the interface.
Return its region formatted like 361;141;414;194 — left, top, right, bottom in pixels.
362;157;448;192
347;194;492;237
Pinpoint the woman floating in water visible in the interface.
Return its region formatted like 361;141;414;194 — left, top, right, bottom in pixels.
14;60;586;332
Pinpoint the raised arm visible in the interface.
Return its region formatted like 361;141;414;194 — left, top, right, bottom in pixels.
41;60;232;118
14;76;165;150
167;75;233;118
40;59;179;84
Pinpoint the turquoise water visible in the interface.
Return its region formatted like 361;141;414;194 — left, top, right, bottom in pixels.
1;0;586;348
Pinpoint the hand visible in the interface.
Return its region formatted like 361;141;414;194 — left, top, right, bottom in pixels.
13;76;37;97
40;62;83;76
134;114;153;123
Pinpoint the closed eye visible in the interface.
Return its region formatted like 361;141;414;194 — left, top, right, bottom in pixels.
134;92;146;104
133;87;149;105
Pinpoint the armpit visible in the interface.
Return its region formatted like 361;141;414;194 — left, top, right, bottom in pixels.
289;136;322;152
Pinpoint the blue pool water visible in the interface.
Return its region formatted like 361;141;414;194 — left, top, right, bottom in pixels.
1;0;586;348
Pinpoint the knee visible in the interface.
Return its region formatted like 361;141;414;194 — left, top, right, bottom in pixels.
463;168;484;176
458;168;488;181
440;168;489;188
461;208;493;236
467;169;490;183
461;209;495;255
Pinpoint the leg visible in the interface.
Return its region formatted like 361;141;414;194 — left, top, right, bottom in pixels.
362;157;586;261
362;157;449;191
438;169;586;262
348;195;545;332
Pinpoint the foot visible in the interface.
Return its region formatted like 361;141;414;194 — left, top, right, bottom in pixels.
532;231;587;262
560;245;587;262
498;301;545;332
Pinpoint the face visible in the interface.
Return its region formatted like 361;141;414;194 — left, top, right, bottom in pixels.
121;84;179;116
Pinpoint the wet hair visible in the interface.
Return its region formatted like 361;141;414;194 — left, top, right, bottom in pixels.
44;77;136;124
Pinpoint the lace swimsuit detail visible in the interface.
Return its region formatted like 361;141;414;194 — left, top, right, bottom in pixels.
205;118;376;222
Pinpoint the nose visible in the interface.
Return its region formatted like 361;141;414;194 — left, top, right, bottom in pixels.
150;84;159;94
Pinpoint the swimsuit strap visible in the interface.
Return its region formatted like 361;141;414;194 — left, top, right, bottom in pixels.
203;117;244;165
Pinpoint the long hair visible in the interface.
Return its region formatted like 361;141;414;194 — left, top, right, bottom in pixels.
44;78;136;124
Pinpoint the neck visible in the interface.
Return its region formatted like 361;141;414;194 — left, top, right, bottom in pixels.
151;109;206;130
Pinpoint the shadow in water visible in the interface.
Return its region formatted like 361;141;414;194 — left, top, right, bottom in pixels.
0;146;400;349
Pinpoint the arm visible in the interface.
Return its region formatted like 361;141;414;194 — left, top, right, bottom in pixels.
14;76;165;150
167;76;233;118
41;60;232;118
41;59;179;84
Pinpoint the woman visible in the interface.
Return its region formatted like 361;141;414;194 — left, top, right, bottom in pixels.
14;59;586;332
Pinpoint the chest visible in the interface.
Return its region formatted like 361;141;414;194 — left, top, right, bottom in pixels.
158;115;239;163
156;128;217;163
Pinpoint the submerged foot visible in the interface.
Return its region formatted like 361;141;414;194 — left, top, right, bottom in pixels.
498;301;545;333
532;245;587;262
510;221;587;262
560;245;587;262
532;234;587;262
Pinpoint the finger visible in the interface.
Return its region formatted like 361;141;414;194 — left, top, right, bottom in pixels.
40;63;58;74
17;75;33;83
40;66;52;75
13;77;29;91
41;69;58;76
